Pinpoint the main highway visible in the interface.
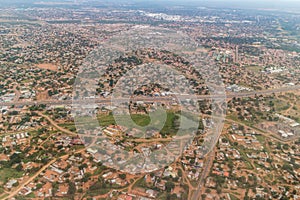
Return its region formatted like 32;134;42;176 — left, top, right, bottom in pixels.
1;85;300;107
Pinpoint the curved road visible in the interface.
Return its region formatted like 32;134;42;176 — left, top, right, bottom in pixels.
38;112;77;136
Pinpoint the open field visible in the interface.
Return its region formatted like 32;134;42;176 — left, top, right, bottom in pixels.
35;63;58;71
0;168;23;184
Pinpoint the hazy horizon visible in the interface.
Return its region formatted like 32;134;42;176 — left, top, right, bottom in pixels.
1;0;300;11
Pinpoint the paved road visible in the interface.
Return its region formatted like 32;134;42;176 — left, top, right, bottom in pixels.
191;149;215;200
1;86;300;107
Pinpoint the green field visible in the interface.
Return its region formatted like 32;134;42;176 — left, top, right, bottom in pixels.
58;123;77;132
273;99;290;112
0;168;23;183
97;113;151;127
70;110;199;137
98;111;180;136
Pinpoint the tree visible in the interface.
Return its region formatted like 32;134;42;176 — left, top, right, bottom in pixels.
79;163;88;170
216;185;222;194
221;138;228;143
52;182;59;196
16;164;23;171
67;182;76;196
282;163;293;172
9;153;21;166
189;159;195;165
177;170;182;177
12;181;19;187
81;173;92;182
167;194;178;200
119;174;126;180
165;181;175;192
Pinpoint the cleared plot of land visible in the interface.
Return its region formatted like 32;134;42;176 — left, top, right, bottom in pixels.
246;65;262;72
35;63;58;71
36;91;49;101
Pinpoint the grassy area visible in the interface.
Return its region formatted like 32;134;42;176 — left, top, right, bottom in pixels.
255;135;265;144
160;112;180;136
68;110;203;139
132;176;147;189
229;194;239;200
191;180;200;188
0;193;8;199
282;103;300;123
131;114;151;126
58;123;77;132
226;114;269;135
265;173;274;182
232;145;254;170
23;192;35;198
73;116;100;130
98;111;180;136
0;168;23;183
88;188;110;196
97;113;151;127
244;160;254;170
273;99;290;112
226;114;255;127
157;192;168;200
246;65;262;72
98;114;115;126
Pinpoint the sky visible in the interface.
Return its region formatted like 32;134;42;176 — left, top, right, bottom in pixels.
1;0;300;11
209;0;300;9
131;0;300;12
